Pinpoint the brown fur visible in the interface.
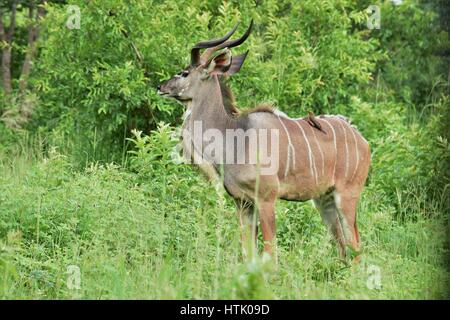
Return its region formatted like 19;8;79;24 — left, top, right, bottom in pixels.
219;78;276;117
160;41;371;262
240;103;276;116
218;78;240;116
212;77;370;261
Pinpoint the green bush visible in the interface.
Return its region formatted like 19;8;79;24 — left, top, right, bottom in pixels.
30;0;384;158
370;0;449;107
0;0;448;300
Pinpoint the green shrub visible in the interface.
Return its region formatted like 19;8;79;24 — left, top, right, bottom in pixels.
30;0;384;158
0;0;448;300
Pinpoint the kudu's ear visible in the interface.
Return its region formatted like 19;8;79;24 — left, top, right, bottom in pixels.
225;50;249;76
204;48;232;76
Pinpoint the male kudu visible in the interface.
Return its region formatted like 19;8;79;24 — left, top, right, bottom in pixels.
157;21;371;262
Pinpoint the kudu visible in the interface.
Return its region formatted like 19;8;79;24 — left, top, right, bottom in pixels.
157;21;371;262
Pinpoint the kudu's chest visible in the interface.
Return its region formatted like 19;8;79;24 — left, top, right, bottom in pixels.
181;111;220;181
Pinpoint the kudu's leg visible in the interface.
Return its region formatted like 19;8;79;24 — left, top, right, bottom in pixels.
257;199;277;261
235;199;257;260
334;191;361;262
313;192;346;259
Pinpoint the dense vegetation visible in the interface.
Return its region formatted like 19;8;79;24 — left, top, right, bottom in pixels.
0;0;448;299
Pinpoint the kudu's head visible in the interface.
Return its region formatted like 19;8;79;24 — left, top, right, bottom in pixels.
157;20;253;103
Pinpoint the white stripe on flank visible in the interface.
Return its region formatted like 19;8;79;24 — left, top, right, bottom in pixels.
349;125;360;182
294;120;318;185
273;109;289;117
310;122;325;177
321;118;337;183
277;114;296;177
337;119;349;179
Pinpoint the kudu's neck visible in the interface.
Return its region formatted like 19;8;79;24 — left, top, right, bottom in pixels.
189;76;239;131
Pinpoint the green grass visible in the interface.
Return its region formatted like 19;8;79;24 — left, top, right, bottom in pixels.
0;141;448;299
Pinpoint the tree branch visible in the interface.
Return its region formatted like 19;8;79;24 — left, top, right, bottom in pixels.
121;30;145;68
18;2;45;125
18;3;36;94
1;1;19;96
6;0;18;43
0;8;5;42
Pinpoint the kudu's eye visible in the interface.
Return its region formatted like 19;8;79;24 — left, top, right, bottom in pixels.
181;70;189;77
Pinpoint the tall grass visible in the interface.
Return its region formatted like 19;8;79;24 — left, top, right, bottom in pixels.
0;129;448;299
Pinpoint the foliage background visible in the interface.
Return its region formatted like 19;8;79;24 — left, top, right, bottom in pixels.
0;0;448;299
